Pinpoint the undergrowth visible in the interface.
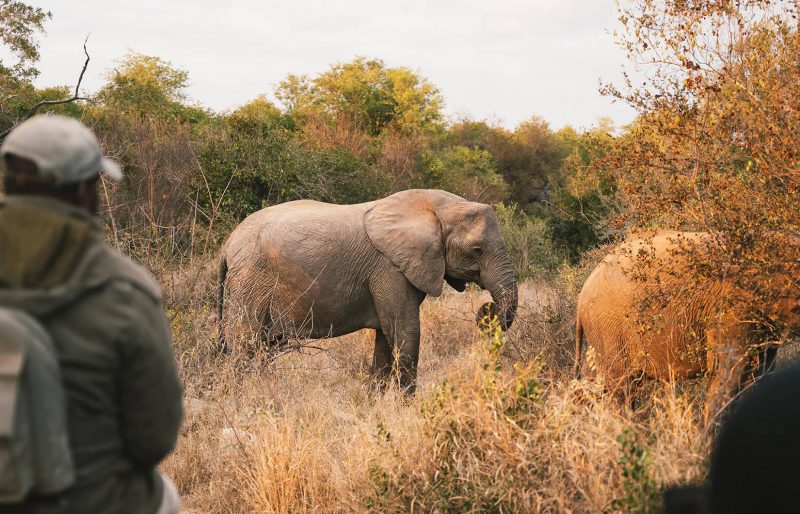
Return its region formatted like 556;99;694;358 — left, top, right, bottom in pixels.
160;267;709;514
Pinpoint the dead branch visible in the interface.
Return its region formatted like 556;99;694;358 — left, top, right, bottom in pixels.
0;36;93;140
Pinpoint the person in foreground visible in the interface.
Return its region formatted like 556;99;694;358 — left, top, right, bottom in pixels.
0;115;183;514
663;363;800;514
707;364;800;514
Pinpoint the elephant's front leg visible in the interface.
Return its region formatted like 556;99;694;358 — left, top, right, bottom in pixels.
372;330;393;391
377;316;422;394
392;319;422;394
372;278;425;395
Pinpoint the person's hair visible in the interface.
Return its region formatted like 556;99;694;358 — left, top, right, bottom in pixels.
2;153;97;204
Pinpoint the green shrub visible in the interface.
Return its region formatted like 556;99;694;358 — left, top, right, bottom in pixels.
422;146;509;204
607;429;661;514
494;203;566;280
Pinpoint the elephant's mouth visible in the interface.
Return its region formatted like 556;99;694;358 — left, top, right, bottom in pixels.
445;275;468;292
445;268;482;291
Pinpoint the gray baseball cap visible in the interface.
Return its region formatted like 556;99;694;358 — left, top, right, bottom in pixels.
0;115;122;183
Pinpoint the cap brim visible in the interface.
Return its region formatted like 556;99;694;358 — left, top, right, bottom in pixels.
101;157;123;181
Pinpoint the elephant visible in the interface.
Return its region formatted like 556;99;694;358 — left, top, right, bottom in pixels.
216;189;518;392
574;230;800;418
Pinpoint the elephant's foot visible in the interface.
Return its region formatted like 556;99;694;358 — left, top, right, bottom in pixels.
371;330;395;393
368;367;416;396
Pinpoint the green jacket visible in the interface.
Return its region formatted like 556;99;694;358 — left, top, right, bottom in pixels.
0;196;184;514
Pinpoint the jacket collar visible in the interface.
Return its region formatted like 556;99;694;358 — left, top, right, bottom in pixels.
0;195;102;231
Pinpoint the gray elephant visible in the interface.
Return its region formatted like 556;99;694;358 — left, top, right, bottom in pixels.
216;189;518;392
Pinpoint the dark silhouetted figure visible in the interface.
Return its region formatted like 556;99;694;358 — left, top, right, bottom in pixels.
708;365;800;513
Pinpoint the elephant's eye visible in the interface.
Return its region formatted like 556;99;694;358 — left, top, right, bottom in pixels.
471;246;483;257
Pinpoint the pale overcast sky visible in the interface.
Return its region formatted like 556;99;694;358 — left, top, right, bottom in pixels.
29;0;636;131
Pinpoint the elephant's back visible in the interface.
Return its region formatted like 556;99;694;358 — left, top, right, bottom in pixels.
616;230;712;263
223;200;373;259
579;251;636;314
578;230;718;382
577;230;712;333
232;200;356;228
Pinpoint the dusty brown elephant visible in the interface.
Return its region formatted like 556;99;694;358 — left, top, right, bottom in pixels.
217;189;518;392
574;230;800;417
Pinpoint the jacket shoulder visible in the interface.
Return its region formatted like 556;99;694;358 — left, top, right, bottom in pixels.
85;243;163;303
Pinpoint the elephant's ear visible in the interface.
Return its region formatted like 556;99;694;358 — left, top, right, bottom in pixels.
365;191;445;297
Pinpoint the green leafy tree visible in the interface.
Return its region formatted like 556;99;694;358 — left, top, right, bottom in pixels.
0;1;50;132
198;105;300;220
197;93;384;221
228;95;283;127
0;0;50;85
547;124;617;261
97;52;204;121
494;202;565;279
422;146;509;203
445;117;566;208
276;56;443;135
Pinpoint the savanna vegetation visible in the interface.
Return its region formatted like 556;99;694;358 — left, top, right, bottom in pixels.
1;0;798;512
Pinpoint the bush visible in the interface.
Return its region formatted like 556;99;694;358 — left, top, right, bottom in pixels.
494;203;565;280
422;146;509;204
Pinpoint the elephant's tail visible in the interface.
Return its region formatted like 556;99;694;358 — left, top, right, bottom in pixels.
216;254;229;353
574;314;584;379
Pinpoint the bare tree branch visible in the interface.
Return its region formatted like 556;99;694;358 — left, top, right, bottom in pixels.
0;36;93;140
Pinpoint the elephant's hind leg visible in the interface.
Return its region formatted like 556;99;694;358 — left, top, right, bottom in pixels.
372;330;393;392
704;327;749;424
224;295;273;355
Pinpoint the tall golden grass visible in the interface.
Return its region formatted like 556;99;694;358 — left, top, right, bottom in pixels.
160;262;708;513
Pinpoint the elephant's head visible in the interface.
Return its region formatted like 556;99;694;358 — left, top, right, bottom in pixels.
365;189;518;330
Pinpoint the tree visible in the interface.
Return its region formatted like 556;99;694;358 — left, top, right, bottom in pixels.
607;0;799;243
0;5;94;139
228;95;282;127
98;52;201;120
445;118;566;208
0;1;50;133
548;125;617;261
513;116;567;201
421;146;509;204
276;56;444;135
0;0;50;85
603;0;800;412
196;106;299;220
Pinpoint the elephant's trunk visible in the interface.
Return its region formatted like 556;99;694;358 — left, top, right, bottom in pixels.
479;250;518;331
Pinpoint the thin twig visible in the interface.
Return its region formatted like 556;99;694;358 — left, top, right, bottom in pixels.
0;36;93;140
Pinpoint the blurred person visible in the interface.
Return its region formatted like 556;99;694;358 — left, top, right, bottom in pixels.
0;115;183;514
663;363;800;513
708;364;800;514
662;484;709;514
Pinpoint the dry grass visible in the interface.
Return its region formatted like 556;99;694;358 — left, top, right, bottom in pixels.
159;261;709;514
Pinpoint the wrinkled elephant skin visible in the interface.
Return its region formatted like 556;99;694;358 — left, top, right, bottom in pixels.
575;230;800;419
